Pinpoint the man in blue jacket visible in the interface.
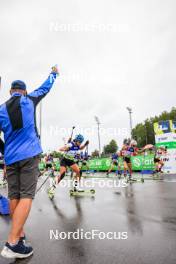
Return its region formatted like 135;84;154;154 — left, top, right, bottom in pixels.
0;66;59;259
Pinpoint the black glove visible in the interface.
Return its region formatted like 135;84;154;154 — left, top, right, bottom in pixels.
85;140;89;146
67;137;72;143
0;138;4;155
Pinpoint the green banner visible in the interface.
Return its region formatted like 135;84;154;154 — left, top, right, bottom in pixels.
39;161;60;171
39;155;156;172
156;142;176;149
88;158;112;171
83;155;155;171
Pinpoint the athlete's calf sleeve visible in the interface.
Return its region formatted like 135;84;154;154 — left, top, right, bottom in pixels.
60;172;66;180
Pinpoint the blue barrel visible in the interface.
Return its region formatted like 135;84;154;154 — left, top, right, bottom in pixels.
141;170;153;175
0;195;10;215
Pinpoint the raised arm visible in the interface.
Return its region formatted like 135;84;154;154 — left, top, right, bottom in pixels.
28;66;59;105
59;142;73;152
59;146;70;152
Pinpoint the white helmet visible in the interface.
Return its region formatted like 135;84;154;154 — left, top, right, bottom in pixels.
130;139;137;146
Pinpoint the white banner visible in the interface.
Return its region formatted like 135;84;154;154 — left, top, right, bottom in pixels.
155;132;176;144
160;149;176;173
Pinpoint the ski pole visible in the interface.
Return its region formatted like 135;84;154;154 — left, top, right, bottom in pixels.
36;175;50;194
68;126;76;143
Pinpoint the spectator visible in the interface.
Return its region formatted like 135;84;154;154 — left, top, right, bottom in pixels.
0;66;59;259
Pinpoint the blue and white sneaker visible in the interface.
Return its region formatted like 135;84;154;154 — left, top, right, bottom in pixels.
1;240;33;259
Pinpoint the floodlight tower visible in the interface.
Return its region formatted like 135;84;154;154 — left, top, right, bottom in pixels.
94;116;101;157
126;107;133;139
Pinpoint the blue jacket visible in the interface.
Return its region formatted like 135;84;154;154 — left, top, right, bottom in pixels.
0;73;57;165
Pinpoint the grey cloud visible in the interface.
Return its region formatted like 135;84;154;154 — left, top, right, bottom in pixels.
0;0;176;152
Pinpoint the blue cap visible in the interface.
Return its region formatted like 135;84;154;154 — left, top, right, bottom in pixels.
11;80;26;90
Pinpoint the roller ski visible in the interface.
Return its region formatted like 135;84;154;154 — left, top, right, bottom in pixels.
69;189;95;196
126;175;136;183
126;174;144;183
152;170;162;180
70;179;95;196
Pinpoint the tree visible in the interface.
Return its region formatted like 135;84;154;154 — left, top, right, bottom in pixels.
103;139;118;155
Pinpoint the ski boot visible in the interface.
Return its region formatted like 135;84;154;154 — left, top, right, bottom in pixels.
73;179;84;192
48;180;57;200
118;171;122;180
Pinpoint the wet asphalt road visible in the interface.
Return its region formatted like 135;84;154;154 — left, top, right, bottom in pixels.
0;174;176;264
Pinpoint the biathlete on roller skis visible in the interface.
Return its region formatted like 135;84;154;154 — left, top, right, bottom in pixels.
120;139;138;180
48;134;89;199
74;147;90;177
106;152;122;178
153;146;166;174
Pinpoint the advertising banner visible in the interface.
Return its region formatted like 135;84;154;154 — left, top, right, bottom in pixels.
39;154;176;174
154;120;176;150
155;133;176;148
86;154;176;173
86;156;155;171
160;149;176;173
170;120;176;133
154;121;171;135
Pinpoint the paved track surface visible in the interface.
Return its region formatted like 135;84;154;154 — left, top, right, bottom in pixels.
0;174;176;264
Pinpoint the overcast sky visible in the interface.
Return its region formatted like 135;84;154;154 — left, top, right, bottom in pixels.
0;0;175;153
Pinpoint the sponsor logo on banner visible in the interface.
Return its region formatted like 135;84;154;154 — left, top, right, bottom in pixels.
161;149;176;173
133;157;141;167
106;160;111;166
155;133;176;143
